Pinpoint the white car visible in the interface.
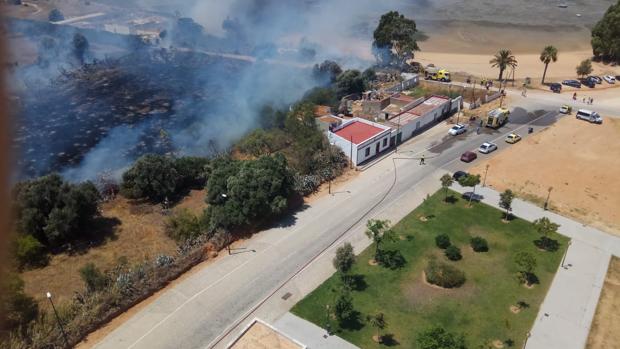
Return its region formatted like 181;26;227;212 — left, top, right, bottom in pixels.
478;142;498;154
448;124;467;136
603;75;616;84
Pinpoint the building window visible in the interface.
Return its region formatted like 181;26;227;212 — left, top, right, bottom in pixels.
365;147;370;157
382;138;387;147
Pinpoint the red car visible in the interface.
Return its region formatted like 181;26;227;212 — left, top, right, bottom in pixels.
460;151;477;163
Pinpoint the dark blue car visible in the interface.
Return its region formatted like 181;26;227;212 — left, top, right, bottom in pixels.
562;80;581;88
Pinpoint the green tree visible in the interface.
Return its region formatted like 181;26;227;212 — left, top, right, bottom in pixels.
0;273;39;334
333;243;356;285
312;60;343;82
514;251;537;285
373;11;419;66
532;217;560;252
335;70;366;97
539;45;558;84
591;0;620;61
366;312;387;343
499;189;515;220
79;263;108;293
72;32;89;63
13;234;48;269
445;245;462;261
365;219;395;262
121;154;179;202
48;8;64;22
417;326;467;349
489;49;518;81
440;174;454;202
576;59;593;78
174;156;209;191
458;174;481;206
334;290;355;326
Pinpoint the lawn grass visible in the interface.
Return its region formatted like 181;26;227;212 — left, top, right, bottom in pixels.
291;189;568;348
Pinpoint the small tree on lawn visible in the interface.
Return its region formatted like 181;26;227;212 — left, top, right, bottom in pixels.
367;312;387;343
365;219;395;263
499;189;515;220
458;174;481;206
333;243;355;286
533;217;560;251
440;174;454;202
417;326;467;349
514;251;537;286
334;290;355;327
576;59;592;78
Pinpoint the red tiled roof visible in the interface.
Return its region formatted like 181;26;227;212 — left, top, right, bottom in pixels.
334;121;386;145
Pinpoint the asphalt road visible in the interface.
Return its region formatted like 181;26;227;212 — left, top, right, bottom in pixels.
94;108;562;349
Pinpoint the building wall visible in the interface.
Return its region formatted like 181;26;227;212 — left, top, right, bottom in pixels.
355;133;391;165
400;99;450;141
328;118;392;166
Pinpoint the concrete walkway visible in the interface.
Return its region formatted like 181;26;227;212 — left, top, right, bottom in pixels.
451;183;618;349
273;313;359;349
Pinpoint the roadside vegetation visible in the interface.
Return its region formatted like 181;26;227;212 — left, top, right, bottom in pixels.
292;189;568;348
591;0;620;63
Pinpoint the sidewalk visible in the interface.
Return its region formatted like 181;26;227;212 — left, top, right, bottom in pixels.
452;183;618;349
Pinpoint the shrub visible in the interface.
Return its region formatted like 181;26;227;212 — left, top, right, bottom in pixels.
534;236;559;252
435;234;451;249
470;236;489;252
445;245;462;261
13;234;48;268
425;258;466;288
334;291;355;325
121;154;179;202
165;209;204;242
79;263;108;293
174;156;209;190
377;249;406;269
417;326;467;349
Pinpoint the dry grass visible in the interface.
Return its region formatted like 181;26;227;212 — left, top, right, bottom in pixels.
469;116;620;236
586;257;620;349
20;195;193;305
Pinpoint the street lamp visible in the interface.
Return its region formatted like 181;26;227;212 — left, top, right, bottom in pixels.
561;240;573;268
544;186;553;210
46;292;70;348
220;193;232;254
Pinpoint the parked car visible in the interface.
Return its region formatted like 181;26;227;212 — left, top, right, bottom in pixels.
452;171;468;181
603;75;616;84
549;83;562;93
588;75;602;84
562;80;581;88
462;192;483;202
448;124;467;136
478;142;498;154
559;105;572;114
460;151;477;163
580;77;596;88
505;133;522;144
576;109;603;124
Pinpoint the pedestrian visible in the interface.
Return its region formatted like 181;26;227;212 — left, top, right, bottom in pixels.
583;97;586;103
476;126;480;134
419;155;425;165
573;92;577;100
591;97;594;104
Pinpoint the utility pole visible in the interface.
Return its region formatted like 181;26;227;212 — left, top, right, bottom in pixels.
544;186;553;210
395;113;401;152
47;292;70;348
349;135;353;169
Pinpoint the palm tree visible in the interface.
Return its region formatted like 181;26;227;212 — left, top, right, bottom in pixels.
540;46;558;84
490;49;518;81
366;312;387;343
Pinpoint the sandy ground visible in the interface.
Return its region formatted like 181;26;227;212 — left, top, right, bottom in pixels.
586;257;620;349
469;116;620;236
20;192;210;305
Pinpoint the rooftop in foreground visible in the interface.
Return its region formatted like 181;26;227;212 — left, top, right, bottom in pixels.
228;319;305;349
333;120;388;145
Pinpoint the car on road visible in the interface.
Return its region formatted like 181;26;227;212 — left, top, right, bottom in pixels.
448;124;467;136
562;80;581;88
460;151;477;163
576;109;603;124
478;142;498;154
603;75;616;84
452;171;468;181
462;191;483;202
559;105;572;114
588;75;602;84
549;82;562;93
505;133;522;144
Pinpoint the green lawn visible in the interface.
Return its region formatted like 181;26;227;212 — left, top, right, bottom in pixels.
292;190;568;348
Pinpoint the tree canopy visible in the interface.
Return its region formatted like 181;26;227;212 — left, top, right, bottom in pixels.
312;60;343;83
591;0;620;62
373;11;420;66
417;326;467;349
333;242;356;276
489;49;518;81
576;59;593;78
539;45;558;84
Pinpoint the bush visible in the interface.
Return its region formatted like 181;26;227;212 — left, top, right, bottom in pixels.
444;245;462;261
534;236;559;252
14;234;48;268
377;249;406;269
470;236;489;252
174;156;209;190
121;154;179;202
165;209;205;242
435;234;451;249
417;326;467;349
79;263;108;293
425;258;466;288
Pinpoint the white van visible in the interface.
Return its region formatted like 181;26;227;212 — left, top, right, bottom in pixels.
576;109;602;124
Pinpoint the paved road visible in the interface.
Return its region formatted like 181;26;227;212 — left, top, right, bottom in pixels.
92;109;563;349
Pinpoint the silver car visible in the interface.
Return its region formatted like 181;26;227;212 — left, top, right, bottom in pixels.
478;142;498;154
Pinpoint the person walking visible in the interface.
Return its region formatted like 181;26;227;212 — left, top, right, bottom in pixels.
419;154;425;165
573;92;577;101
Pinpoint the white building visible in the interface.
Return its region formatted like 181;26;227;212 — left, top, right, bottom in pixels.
328;118;392;166
389;95;452;142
